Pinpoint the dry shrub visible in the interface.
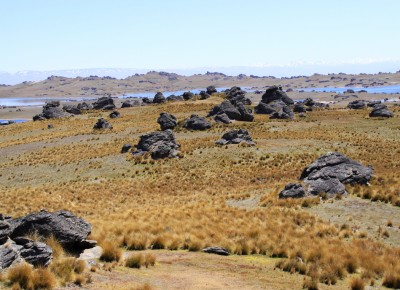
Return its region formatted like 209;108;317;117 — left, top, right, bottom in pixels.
125;253;144;269
100;241;122;262
31;267;56;289
74;274;85;286
302;277;319;290
382;272;400;289
50;257;75;285
45;235;64;259
143;253;156;268
7;263;33;290
350;277;365;290
133;283;153;290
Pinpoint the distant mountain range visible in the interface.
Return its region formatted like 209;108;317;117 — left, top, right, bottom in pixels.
1;62;400;85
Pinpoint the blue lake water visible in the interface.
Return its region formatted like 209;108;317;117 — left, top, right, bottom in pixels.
0;119;28;125
300;85;400;94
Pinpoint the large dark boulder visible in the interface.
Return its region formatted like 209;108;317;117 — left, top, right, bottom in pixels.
256;100;294;119
121;99;141;108
121;143;132;153
367;100;381;107
184;114;212;130
369;104;393;118
216;129;255;146
109;111;121;118
214;113;231;124
157;112;177;130
202;246;229;256
9;210;94;252
63;105;81;115
43;101;60;109
93;118;112;129
303;98;315;107
142;97;153;104
166;95;184;102
77;102;94;110
347;100;366;109
0;221;11;245
300;152;373;195
133;129;180;159
236;103;254;122
278;183;306;198
293;103;307;113
182;92;194;101
12;237;52;267
199;91;210;100
43;107;71;119
92;96;116;110
206;85;217;95
209;100;241;120
153;92;166;104
261;86;294;105
225;86;251;105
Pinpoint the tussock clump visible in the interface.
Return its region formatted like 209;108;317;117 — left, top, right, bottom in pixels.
350;277;365;290
100;241;122;262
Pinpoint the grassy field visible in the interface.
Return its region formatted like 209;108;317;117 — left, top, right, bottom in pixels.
0;95;399;289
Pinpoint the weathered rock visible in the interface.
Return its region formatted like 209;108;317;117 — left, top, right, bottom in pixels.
347;100;366;109
0;221;11;245
12;237;52;267
367;100;381;107
121;144;132;153
236;103;254;122
279;183;306;198
0;245;19;270
157;112;177;130
9;210;94;252
109;111;121;118
202;246;229;256
166;95;184;102
133;129;180;159
93;118;112;129
225;86;251;105
216;129;255;146
142;97;153;104
214;113;231;124
92;96;116;110
209;100;242;120
121;99;141;108
261;86;294;105
255;100;294;119
199;91;210;100
303;98;315;107
206;85;217;95
43;101;60;109
63;105;81;115
44;107;72;119
77;102;93;110
153;92;166;104
293;103;307;113
300;152;373;195
369;104;393;118
182;92;194;100
184;115;212;130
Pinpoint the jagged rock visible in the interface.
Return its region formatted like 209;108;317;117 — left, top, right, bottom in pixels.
32;114;46;121
109;111;121;118
225;86;251;105
12;237;52;267
93;118;112;129
0;245;19;270
206;85;217;95
182;92;194;100
214;113;231;124
279;183;306;198
153;92;166;104
63;105;81;115
303;98;315;107
293;103;307;113
256;100;293;119
347;100;366;109
202;246;229;256
121;144;132;153
121;100;141;108
216;129;255;145
142;97;153;104
92;96;116;110
133;129;180;159
209;100;241;120
166;95;184;102
199;91;210;100
367;100;381;107
157;112;177;130
8;210;94;253
270;110;294;119
369;104;393;118
261;86;294;105
43;107;71;119
77;102;93;110
236;103;254;122
184;115;212;130
300;152;373;195
43;101;60;109
0;221;11;245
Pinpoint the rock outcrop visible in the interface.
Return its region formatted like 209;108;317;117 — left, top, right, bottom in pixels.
300;152;373;195
278;183;306;198
216;129;255;146
255;86;294;119
347;100;366;110
153;92;166;104
208;99;254;122
132;129;180;159
121;99;141;108
206;85;217;95
93;118;112;129
261;85;294;105
63;105;81;115
157;112;177;130
109;111;121;118
92;96;116;110
33;101;72;121
224;86;251;105
182;92;194;100
183;115;212;130
202;246;229;256
369;104;393;118
214;113;231;124
121;144;132;153
166;95;184;102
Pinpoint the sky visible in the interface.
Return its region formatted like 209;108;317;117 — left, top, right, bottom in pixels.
1;0;400;75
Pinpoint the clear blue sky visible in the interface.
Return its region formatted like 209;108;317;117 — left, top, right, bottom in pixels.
1;0;400;72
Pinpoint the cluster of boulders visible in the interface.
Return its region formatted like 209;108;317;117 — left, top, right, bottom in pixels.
93;118;113;129
0;210;95;270
215;129;255;146
255;86;295;119
33;101;72;121
132;129;181;159
183;114;212;130
347;99;394;117
279;152;373;198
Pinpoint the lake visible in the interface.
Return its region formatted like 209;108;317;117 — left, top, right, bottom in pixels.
300;85;400;94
